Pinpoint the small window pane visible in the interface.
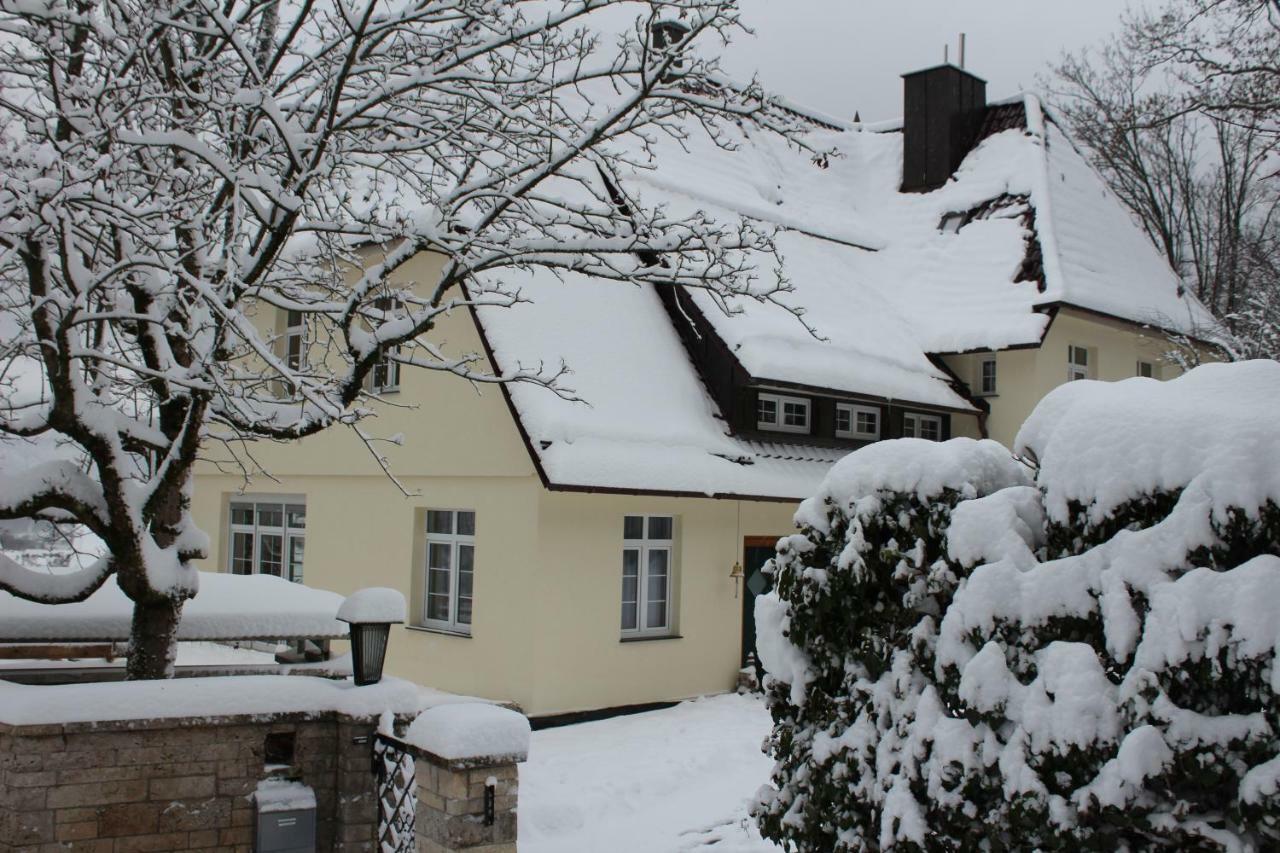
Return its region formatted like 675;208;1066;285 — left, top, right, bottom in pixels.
782;401;808;427
259;534;283;576
286;505;306;529
457;545;474;625
646;550;669;629
427;591;451;622
428;542;452;571
257;504;283;528
1138;361;1154;378
427;510;454;535
623;516;644;540
621;549;640;630
286;334;303;370
836;408;851;433
456;511;476;537
231;504;253;526
647;516;673;541
288;537;305;583
287;310;303;328
857;411;878;435
757;397;777;424
921;418;941;442
231;532;254;574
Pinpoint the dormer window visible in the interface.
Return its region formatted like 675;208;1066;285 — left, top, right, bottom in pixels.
757;392;810;434
836;403;880;440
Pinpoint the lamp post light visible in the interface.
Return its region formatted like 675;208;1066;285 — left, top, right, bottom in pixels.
336;588;406;686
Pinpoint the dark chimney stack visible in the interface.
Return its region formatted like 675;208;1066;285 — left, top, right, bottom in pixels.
900;64;987;193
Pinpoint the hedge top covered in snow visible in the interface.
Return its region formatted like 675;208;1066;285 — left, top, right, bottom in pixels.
0;571;348;642
794;437;1031;531
1016;359;1280;524
474;91;1218;500
337;587;406;624
405;702;531;763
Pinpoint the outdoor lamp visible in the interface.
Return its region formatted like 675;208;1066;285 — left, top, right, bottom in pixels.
336;588;406;686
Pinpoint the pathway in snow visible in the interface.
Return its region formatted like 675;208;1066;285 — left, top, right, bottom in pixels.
519;692;781;853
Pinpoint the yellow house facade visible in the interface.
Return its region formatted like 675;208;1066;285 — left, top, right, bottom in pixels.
192;69;1223;718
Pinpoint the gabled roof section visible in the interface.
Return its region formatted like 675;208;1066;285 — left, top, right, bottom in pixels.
466;88;1220;499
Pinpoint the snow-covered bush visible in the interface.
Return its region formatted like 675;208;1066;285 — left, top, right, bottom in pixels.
754;361;1280;851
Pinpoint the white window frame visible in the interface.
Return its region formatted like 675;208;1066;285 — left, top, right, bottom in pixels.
757;392;811;435
368;346;401;394
903;412;943;442
227;496;306;583
621;515;675;639
978;357;998;396
422;509;476;635
835;403;880;440
282;310;305;372
1068;345;1090;381
367;298;402;394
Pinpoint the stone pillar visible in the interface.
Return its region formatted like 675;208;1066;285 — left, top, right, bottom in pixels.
413;752;520;853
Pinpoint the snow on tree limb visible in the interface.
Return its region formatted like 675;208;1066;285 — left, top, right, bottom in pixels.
0;0;816;673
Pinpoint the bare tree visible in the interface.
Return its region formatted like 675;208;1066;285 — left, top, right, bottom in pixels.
1133;0;1280;142
0;0;812;678
1050;17;1280;357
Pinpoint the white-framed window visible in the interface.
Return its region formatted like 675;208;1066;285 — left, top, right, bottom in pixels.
283;310;305;371
1137;360;1157;379
978;357;997;396
835;403;880;440
368;347;401;394
757;392;810;434
423;510;476;635
621;515;675;637
1068;345;1090;381
903;412;943;442
229;498;306;582
367;297;402;394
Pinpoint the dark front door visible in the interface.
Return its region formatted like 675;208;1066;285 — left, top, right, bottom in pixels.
740;539;777;668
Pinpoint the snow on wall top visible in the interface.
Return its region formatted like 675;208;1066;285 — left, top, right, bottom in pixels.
0;674;482;726
469;89;1216;499
0;571;348;642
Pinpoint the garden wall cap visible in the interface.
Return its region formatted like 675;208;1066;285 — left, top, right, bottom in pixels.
337;587;406;624
405;702;531;763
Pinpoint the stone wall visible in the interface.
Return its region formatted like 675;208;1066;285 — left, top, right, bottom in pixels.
410;746;519;853
0;711;385;852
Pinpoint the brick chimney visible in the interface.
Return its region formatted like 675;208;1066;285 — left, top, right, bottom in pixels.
900;64;987;192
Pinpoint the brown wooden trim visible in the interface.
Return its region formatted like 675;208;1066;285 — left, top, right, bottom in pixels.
743;535;780;549
542;481;801;504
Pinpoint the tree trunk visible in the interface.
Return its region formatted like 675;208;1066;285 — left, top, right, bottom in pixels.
126;597;184;680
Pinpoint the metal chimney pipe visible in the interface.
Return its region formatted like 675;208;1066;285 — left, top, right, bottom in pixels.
960;33;966;69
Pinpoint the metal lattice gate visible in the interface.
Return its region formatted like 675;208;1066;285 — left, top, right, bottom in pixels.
373;733;416;853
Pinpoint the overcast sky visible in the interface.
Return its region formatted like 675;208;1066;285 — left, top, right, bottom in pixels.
718;1;1138;122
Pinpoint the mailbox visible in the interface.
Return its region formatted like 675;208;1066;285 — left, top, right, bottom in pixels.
254;779;316;853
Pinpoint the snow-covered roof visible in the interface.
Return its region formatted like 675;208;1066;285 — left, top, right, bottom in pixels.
469;89;1218;500
0;572;349;642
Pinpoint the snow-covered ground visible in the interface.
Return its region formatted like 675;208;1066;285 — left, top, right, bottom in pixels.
520;693;780;853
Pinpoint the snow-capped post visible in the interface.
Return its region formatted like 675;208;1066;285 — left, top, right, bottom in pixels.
0;0;820;679
402;703;531;853
338;588;406;687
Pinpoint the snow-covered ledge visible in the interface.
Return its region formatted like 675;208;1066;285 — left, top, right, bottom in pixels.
397;703;531;853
